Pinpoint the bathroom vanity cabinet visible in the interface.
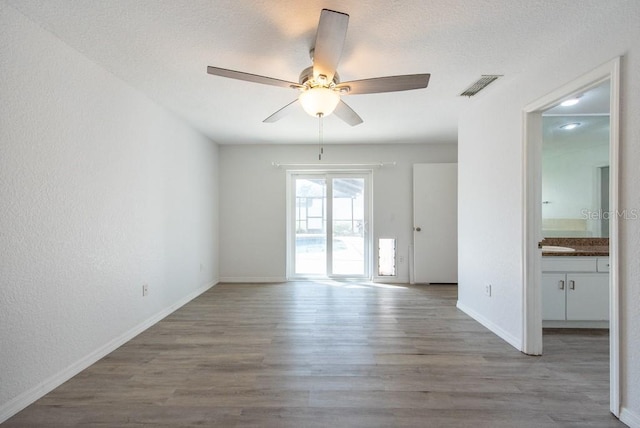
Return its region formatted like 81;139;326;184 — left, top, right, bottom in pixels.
542;256;609;328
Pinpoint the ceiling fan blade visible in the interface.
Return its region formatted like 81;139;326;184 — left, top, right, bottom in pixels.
207;66;302;89
312;9;349;83
336;74;431;95
334;100;363;126
263;99;300;123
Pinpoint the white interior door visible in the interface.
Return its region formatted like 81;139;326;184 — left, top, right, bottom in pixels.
413;163;458;284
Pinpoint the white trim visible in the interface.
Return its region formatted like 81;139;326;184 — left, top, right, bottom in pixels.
522;109;543;355
409;244;415;284
456;301;522;350
522;57;621;417
607;57;621;418
0;280;217;424
542;112;610;117
219;277;287;283
286;171;294;279
542;320;609;329
372;276;410;284
620;407;640;428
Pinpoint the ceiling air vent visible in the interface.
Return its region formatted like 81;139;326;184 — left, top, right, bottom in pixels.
460;75;502;97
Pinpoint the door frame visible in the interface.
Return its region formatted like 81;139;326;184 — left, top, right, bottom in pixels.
522;57;621;416
286;170;373;280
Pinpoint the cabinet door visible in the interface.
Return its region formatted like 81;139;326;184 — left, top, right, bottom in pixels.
542;273;566;320
566;273;609;321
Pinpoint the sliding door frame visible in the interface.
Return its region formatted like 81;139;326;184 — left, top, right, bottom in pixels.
286;170;373;280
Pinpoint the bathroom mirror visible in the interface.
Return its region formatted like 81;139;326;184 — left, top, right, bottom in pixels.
541;80;610;238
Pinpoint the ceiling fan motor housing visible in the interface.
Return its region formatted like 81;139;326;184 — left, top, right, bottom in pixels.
299;66;340;88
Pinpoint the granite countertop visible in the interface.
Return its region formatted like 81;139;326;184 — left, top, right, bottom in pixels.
541;238;609;257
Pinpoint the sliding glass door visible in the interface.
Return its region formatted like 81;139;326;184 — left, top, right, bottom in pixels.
293;177;328;275
289;172;370;279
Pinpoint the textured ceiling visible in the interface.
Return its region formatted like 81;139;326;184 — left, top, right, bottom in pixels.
5;0;621;145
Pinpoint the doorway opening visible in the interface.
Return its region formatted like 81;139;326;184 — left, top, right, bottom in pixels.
287;171;372;279
522;58;620;416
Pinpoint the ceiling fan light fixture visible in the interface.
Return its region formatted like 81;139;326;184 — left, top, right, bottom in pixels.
299;87;341;117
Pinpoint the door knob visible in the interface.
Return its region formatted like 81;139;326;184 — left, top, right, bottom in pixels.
415;227;421;232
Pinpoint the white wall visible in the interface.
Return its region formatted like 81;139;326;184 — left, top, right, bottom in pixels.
219;143;456;283
0;3;219;421
458;2;640;424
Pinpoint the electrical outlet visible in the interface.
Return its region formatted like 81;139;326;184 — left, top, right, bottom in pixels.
142;284;149;297
397;256;404;264
200;263;203;272
485;284;492;297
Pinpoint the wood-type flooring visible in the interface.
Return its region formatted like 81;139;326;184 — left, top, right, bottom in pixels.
4;282;623;427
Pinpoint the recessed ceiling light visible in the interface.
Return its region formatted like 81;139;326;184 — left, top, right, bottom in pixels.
560;122;581;130
560;97;580;107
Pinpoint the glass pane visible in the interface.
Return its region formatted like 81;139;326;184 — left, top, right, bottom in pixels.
295;178;326;275
332;178;365;275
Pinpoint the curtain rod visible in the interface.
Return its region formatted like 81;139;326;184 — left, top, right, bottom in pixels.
271;162;396;169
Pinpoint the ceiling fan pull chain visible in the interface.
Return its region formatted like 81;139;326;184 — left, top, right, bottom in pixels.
318;113;324;161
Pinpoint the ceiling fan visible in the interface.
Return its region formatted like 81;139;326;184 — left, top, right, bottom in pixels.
206;9;431;126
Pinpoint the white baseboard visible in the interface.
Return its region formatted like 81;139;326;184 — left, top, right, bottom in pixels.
219;277;287;283
542;320;609;329
0;281;217;424
620;407;640;428
372;276;410;284
456;300;522;351
222;277;409;284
